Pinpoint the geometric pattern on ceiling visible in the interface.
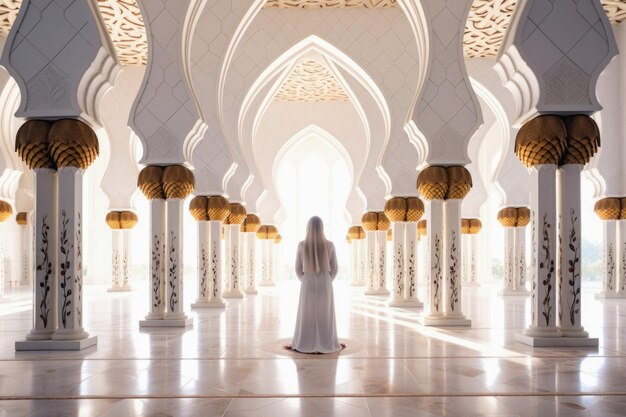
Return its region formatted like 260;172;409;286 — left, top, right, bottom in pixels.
464;0;518;59
0;0;18;37
0;0;147;66
274;60;349;102
97;0;147;66
603;0;626;24
0;0;623;63
264;0;396;8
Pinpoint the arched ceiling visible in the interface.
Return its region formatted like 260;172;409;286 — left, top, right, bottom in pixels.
1;0;625;65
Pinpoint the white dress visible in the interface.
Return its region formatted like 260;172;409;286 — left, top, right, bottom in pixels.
291;241;342;353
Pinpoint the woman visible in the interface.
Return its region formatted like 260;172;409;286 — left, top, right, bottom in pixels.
287;216;343;354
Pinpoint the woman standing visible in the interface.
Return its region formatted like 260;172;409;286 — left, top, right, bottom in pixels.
288;216;343;353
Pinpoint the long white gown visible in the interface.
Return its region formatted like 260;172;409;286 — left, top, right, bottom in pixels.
292;241;342;353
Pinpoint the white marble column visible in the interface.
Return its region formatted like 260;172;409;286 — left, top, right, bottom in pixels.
244;232;257;294
513;227;528;293
108;229;123;292
192;221;210;307
163;198;191;324
25;169;56;340
557;164;588;337
364;230;378;295
597;218;618;299
442;199;469;324
223;224;244;298
617;219;626;297
461;233;470;284
500;227;515;294
421;200;444;322
356;238;366;286
121;229;132;290
259;239;274;286
376;230;389;295
404;221;421;306
52;167;92;342
19;219;32;286
389;222;405;305
521;165;560;340
142;199;166;323
469;234;478;285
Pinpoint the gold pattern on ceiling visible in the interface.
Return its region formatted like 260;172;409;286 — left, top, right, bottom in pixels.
464;0;518;59
97;0;147;66
274;60;349;102
263;0;396;9
0;0;147;66
0;0;624;62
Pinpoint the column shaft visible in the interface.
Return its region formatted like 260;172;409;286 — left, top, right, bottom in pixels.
109;230;123;291
524;165;559;338
52;167;88;341
195;221;209;304
390;222;405;304
26;169;56;340
121;230;131;290
145;199;165;320
503;228;515;293
244;232;257;294
424;200;444;318
443;199;466;319
364;230;378;295
208;221;225;305
617;220;626;296
514;227;527;292
557;164;587;336
469;234;478;284
223;224;243;297
164;199;188;320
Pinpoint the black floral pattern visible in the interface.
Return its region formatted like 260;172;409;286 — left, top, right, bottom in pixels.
199;245;208;299
566;209;580;326
36;215;52;329
432;234;442;312
448;230;459;311
394;243;404;296
539;213;554;326
151;234;162;308
407;240;416;297
59;210;73;328
168;231;178;312
211;241;219;297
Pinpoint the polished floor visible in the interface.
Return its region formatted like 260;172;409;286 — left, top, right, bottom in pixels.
0;278;625;416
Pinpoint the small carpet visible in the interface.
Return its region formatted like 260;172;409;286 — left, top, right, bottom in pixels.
262;337;364;357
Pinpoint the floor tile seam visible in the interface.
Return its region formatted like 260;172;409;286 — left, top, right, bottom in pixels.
2;392;626;401
1;354;624;362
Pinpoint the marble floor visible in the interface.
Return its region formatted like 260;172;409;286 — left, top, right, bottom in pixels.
0;279;625;416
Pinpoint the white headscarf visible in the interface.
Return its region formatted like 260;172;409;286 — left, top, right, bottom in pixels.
302;216;331;273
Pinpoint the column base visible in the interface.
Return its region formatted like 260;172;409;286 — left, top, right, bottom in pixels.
595;291;626;299
499;289;530;296
258;281;275;287
419;315;471;327
16;336;97;351
523;325;560;338
388;299;423;308
139;317;193;327
462;281;480;287
191;300;226;308
558;326;589;338
25;330;55;341
244;288;258;295
107;286;132;292
222;290;244;298
0;296;11;303
516;333;598;347
52;329;89;341
364;288;389;296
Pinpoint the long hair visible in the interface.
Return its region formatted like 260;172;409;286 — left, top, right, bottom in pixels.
302;216;330;273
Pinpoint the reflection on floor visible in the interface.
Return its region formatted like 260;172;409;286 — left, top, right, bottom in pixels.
0;280;625;416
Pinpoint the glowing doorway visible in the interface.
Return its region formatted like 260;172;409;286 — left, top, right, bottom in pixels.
274;127;353;280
